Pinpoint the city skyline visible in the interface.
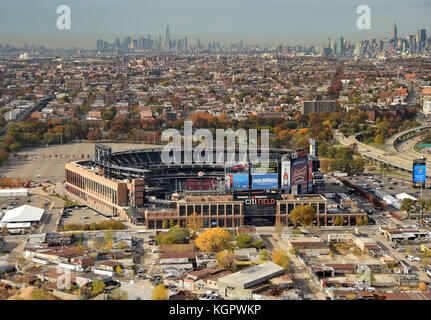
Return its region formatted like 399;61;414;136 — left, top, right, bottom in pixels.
0;0;430;48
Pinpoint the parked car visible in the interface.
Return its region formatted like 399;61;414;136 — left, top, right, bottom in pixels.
407;255;421;262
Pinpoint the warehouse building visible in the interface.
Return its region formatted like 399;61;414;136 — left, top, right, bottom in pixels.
0;205;44;231
217;262;285;299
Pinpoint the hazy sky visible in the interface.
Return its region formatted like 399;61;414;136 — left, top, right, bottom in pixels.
0;0;430;48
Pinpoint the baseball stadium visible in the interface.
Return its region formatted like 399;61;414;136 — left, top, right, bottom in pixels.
64;141;367;228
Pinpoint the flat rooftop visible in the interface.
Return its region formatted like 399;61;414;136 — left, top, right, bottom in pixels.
218;262;284;289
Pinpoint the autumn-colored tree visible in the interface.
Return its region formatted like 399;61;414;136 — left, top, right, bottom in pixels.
91;279;105;296
363;216;368;225
104;229;115;242
162;220;169;229
152;284;168;300
195;227;231;252
419;282;427;292
116;266;123;274
186;213;203;233
272;249;290;271
289;205;316;227
260;249;271;261
217;249;237;271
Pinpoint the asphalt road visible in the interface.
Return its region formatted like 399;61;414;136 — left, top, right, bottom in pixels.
335;130;431;178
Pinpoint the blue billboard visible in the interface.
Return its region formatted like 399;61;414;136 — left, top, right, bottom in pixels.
225;174;249;190
413;164;426;182
252;174;278;189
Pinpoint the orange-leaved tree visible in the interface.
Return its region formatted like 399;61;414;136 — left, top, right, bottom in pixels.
195;227;231;252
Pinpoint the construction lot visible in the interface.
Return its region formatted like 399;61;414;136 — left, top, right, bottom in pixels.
0;142;156;181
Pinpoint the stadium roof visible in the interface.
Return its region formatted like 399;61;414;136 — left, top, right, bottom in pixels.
0;205;44;224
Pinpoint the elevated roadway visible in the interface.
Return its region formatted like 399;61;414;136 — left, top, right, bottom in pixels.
334;130;431;179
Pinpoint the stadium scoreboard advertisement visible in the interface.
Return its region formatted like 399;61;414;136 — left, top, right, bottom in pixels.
251;161;279;189
225;162;249;190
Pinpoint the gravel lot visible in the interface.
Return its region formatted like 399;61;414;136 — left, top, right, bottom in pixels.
0;142;158;181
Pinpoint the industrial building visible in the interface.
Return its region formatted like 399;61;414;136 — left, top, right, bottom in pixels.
0;205;44;231
217;262;285;298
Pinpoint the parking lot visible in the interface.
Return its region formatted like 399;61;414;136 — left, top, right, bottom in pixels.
59;206;110;227
0;195;47;213
345;173;431;201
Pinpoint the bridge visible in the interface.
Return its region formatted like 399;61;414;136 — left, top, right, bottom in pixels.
0;95;54;140
334;130;431;180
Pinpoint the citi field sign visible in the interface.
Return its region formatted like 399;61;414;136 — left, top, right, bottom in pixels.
244;196;276;206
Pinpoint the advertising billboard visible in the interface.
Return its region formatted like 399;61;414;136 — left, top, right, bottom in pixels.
251;161;278;174
182;178;225;192
290;158;308;188
309;138;318;158
308;160;313;192
225;162;249;190
251;161;278;189
225;174;249;190
413;164;426;183
251;174;278;189
281;160;291;189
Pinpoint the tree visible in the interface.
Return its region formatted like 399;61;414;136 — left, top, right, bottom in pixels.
104;240;113;251
169;219;176;228
169;225;191;244
401;198;416;220
251;241;265;250
419;282;427;292
357;216;364;226
104;229;115;242
117;241;128;249
236;233;252;248
289;205;316;227
162;220;169;229
289;247;299;255
363;216;369;225
186;213;203;233
111;289;128;300
91;279;105;296
416;198;431;219
155;225;190;244
195;227;232;252
272;249;290;271
115;266;123;274
152;284;168;300
217;249;237;271
260;249;271;261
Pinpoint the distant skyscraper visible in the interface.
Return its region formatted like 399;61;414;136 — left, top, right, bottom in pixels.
165;25;171;49
96;39;103;51
392;21;398;40
336;36;344;55
421;29;427;44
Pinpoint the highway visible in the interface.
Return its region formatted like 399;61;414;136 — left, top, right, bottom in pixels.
335;130;431;178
